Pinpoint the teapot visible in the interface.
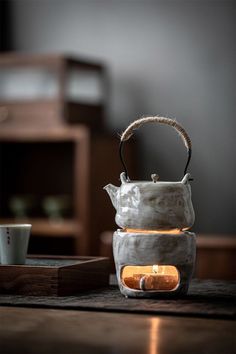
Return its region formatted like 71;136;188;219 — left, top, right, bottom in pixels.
104;116;195;231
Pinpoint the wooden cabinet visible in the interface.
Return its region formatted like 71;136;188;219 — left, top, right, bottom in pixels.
0;54;105;130
0;53;136;256
0;126;136;256
195;235;236;280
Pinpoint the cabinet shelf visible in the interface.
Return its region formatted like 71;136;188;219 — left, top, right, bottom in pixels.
0;126;88;142
0;218;80;237
0;128;136;255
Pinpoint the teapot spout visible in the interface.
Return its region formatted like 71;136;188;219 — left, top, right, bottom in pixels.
103;184;119;210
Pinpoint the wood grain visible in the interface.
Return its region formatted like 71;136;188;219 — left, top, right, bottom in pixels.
0;100;104;130
0;307;235;354
0;256;109;296
0;218;79;237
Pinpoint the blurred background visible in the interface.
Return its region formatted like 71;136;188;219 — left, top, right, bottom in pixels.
0;0;235;279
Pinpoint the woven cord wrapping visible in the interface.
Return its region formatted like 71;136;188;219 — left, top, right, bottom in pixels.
119;116;192;179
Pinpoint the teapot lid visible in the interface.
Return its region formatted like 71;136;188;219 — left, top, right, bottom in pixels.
120;172;192;185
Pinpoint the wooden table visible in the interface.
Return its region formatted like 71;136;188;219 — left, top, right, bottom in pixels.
0;277;235;354
0;306;235;354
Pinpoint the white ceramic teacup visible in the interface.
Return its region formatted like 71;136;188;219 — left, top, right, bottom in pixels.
0;224;31;265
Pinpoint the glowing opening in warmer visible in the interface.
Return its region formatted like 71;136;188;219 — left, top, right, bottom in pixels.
122;265;179;291
123;228;188;234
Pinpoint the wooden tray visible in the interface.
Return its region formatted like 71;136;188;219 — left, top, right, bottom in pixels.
0;255;109;296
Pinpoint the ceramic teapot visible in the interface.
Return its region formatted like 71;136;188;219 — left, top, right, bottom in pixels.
104;116;195;231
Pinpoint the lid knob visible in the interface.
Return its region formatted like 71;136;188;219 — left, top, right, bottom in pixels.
151;174;159;183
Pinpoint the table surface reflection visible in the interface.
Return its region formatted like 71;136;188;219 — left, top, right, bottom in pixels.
0;306;235;354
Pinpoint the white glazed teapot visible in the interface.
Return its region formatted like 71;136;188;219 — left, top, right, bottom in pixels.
104;116;195;231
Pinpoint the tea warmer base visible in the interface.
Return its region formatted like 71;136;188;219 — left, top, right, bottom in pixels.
113;230;196;298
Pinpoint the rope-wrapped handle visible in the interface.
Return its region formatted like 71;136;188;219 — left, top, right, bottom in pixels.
119;116;192;180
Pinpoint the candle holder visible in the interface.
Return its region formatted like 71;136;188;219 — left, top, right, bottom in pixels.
104;116;196;298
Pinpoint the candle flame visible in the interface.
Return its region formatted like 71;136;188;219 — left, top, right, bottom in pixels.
152;265;159;273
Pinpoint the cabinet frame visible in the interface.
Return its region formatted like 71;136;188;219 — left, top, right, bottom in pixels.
0;126;90;255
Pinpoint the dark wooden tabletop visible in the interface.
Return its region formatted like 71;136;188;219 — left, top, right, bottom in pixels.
0;279;235;354
0;306;235;354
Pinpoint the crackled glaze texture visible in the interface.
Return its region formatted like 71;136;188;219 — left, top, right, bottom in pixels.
113;230;196;298
104;173;195;230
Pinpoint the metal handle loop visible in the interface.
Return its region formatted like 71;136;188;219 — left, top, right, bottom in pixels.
119;116;192;180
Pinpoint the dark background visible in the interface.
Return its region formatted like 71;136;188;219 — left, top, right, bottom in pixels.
0;0;235;234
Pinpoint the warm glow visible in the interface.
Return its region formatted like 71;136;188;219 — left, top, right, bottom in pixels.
122;265;178;277
122;265;179;291
124;228;184;234
149;318;160;354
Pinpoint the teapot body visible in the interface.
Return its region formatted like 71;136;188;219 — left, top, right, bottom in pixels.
105;173;195;231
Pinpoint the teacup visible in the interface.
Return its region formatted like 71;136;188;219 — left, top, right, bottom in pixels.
0;224;31;265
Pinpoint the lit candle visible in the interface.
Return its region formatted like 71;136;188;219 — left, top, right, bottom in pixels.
123;265;179;291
